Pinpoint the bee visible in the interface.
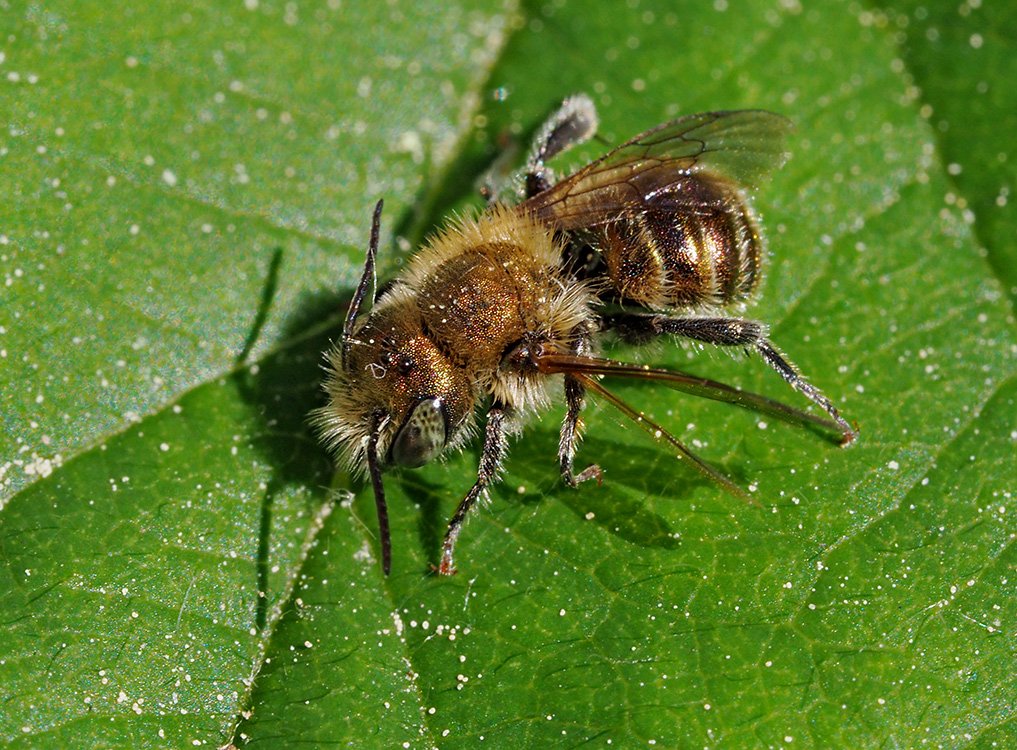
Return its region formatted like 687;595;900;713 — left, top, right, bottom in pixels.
314;95;856;576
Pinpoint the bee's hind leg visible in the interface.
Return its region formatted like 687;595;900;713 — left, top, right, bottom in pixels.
523;93;600;198
603;313;857;444
478;94;600;203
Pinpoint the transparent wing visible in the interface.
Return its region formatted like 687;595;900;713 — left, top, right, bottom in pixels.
520;109;793;230
535;353;848;441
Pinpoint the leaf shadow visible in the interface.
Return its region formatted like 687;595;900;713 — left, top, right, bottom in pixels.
233;282;342;488
394;470;447;573
381;406;763;568
545;433;753;551
231;251;354;627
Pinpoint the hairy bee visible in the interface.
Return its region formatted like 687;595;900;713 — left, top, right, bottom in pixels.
314;95;856;576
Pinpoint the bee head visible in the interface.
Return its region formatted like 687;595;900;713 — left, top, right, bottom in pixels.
314;198;481;574
314;294;476;475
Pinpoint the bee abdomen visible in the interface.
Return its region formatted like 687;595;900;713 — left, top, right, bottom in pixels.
600;193;762;311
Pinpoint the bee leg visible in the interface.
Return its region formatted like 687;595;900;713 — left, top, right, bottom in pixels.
477;138;523;204
523;93;600;198
559;374;602;487
481;95;600;202
604;313;857;444
438;406;510;575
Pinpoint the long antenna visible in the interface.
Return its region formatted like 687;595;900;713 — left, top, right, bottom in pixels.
341;199;383;365
366;411;392;575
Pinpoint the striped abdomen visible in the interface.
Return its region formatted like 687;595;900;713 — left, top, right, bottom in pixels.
597;184;762;311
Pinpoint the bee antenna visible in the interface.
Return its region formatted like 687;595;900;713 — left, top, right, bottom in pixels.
342;199;384;366
366;410;392;575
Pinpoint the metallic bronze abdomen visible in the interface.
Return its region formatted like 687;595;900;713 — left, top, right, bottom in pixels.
599;188;761;311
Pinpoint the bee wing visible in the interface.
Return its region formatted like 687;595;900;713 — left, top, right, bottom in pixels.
520;109;793;230
535;353;848;441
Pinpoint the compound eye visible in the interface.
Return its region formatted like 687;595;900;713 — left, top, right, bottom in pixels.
396;355;414;376
390;397;448;468
376;352;414;377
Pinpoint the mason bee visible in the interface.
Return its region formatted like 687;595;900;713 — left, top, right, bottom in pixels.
314;95;856;576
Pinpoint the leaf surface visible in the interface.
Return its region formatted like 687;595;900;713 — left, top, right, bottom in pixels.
2;1;1014;748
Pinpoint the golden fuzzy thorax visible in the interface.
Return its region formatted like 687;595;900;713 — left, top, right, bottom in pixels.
312;206;596;475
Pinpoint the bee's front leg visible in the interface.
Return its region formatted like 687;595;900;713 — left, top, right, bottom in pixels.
438;406;510;575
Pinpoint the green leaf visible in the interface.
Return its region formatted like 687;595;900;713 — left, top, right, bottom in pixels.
3;1;1015;748
1;1;512;747
873;0;1017;305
